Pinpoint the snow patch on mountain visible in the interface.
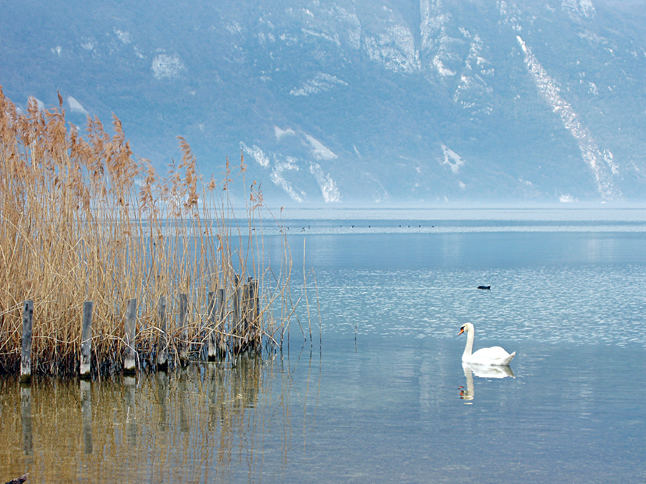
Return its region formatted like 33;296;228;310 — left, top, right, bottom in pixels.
290;73;348;96
240;142;270;167
363;24;420;73
274;126;296;140
152;54;185;80
288;4;361;50
562;0;596;20
420;1;469;79
420;0;448;53
453;30;494;113
304;134;337;160
559;193;577;203
301;28;339;46
433;58;455;77
80;39;96;52
271;157;304;202
309;163;341;202
441;145;464;174
497;1;523;32
516;34;618;199
114;29;132;45
67;96;88;115
225;21;242;35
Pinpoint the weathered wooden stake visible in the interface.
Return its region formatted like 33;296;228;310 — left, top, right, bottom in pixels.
80;301;93;378
20;300;34;383
207;291;217;361
233;275;241;353
216;287;226;358
178;293;189;362
124;298;137;375
157;296;168;370
242;280;251;351
249;278;260;352
252;278;260;320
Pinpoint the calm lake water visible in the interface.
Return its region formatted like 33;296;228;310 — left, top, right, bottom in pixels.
2;208;646;483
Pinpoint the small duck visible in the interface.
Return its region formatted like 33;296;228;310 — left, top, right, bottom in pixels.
5;474;28;484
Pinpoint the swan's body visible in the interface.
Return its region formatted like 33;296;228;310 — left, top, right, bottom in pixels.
458;323;516;366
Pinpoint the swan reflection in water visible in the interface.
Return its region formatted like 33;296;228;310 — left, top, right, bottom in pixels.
459;362;515;403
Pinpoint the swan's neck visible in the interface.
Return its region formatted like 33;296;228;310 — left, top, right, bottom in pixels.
462;327;474;360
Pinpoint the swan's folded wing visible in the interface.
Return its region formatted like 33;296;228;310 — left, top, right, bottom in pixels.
469;346;515;366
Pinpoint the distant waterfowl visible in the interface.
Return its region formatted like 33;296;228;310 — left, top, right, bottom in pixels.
477;285;491;290
5;474;28;484
458;323;516;366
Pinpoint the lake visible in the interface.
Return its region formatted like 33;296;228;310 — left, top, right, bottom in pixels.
2;208;646;483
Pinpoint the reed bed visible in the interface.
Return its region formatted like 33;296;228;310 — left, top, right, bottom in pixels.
0;86;298;376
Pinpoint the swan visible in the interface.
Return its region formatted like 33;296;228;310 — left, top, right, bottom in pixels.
458;323;516;366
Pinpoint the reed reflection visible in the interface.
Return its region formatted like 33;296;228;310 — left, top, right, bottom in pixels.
0;351;318;482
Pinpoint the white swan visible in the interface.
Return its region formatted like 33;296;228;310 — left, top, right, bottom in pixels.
458;323;516;366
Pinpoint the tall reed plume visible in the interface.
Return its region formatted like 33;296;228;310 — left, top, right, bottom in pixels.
0;86;295;375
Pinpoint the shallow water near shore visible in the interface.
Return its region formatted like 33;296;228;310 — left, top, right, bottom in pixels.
2;209;646;482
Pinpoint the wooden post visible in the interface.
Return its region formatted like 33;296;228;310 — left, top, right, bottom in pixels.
124;298;137;375
232;275;241;353
80;379;93;454
242;280;251;352
249;278;259;352
252;278;259;320
216;288;226;358
80;301;93;378
20;300;33;383
157;296;168;370
179;293;189;362
207;291;217;361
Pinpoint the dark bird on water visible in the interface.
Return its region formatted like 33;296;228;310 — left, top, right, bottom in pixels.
5;474;28;484
477;285;491;290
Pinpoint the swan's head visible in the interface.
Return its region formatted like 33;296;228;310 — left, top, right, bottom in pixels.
458;322;474;335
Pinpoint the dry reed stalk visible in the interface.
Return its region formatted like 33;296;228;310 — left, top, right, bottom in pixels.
0;86;302;376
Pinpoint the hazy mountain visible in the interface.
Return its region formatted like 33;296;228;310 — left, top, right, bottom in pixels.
2;0;645;204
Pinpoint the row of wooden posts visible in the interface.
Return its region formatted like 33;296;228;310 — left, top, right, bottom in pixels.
18;276;260;382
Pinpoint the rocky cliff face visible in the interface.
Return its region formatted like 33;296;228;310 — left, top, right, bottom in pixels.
2;0;645;204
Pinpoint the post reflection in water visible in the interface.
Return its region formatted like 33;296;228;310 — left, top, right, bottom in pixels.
0;353;305;482
20;386;32;456
156;372;169;432
80;380;92;454
124;375;137;447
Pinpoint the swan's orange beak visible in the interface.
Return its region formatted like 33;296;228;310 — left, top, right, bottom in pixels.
458;327;465;335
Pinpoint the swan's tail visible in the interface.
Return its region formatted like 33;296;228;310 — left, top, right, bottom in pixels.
502;351;516;366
